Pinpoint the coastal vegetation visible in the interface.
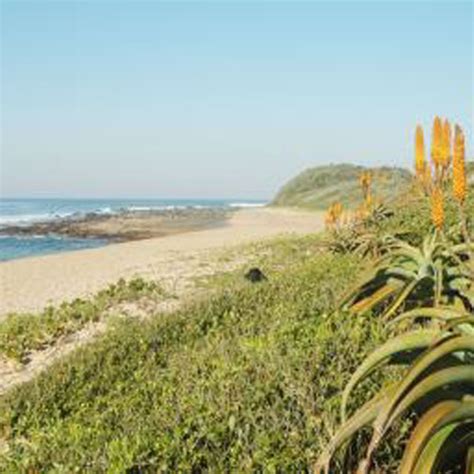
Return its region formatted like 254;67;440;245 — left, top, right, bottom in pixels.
0;278;169;363
0;246;386;472
0;119;472;472
272;164;412;209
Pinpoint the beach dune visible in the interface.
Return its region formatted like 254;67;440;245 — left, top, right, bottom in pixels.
0;207;324;316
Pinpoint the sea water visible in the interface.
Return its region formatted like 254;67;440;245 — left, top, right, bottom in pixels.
0;198;266;261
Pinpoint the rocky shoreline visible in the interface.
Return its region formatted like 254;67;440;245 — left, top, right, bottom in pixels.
0;208;232;242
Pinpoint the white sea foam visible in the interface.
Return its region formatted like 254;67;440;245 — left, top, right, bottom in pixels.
127;205;166;212
94;207;114;215
0;233;62;240
126;205;205;212
228;202;267;208
0;212;73;226
127;206;155;211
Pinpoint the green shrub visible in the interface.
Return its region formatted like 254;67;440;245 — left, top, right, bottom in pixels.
0;278;166;362
272;164;411;209
0;253;392;472
371;191;474;247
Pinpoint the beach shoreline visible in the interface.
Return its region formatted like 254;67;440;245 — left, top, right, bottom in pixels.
0;207;324;316
0;206;232;242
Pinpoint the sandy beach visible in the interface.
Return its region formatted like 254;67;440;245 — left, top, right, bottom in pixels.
0;207;324;316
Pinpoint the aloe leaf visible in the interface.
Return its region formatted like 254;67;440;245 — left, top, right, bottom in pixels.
444;248;474;279
363;335;474;465
427;400;474;434
385;268;418;281
399;400;460;474
466;445;474;474
391;242;423;264
382;279;419;320
380;335;474;428
422;235;431;258
411;424;457;474
340;264;389;308
315;385;396;474
434;261;443;306
413;416;474;474
365;365;474;467
445;316;474;332
349;282;401;315
341;330;439;421
389;307;470;326
451;242;474;256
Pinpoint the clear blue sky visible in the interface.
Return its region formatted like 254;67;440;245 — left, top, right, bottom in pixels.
1;1;472;199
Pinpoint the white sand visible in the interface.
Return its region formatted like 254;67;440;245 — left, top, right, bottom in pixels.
0;207;324;316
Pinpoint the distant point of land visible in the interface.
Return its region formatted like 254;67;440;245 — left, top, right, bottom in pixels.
272;163;412;209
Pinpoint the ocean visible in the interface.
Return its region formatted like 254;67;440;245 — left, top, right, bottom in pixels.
0;198;266;261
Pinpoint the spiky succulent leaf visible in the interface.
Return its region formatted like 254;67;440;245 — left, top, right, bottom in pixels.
349;282;401;315
374;334;473;425
411;424;458;474
382;279;420;320
389;306;470;326
399;400;460;474
341;330;439;421
365;364;474;470
466;446;474;474
413;422;474;474
315;386;396;474
345;232;473;319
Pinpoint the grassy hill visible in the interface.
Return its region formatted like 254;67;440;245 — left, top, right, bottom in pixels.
272;163;412;209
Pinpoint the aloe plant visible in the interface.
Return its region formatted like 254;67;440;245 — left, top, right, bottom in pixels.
315;312;474;474
344;233;473;319
317;119;473;472
328;227;388;258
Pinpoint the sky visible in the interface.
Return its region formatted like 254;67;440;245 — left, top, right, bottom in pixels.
1;1;472;199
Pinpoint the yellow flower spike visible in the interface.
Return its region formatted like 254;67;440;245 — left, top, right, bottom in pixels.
325;202;344;229
365;192;373;210
415;125;425;179
452;125;467;204
431;117;443;181
325;213;334;229
441;119;452;171
359;171;372;201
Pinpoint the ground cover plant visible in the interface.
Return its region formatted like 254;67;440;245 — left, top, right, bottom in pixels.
0;250;380;471
0;278;168;362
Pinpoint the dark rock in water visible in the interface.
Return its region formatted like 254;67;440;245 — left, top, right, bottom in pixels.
0;207;231;242
245;267;267;283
